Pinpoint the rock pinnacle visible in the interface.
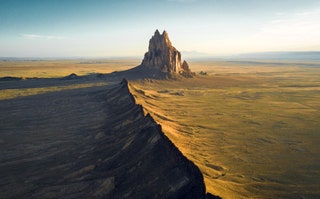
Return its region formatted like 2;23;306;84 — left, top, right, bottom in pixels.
141;30;193;77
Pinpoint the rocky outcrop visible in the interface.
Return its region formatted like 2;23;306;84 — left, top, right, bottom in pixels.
141;30;193;78
92;30;194;80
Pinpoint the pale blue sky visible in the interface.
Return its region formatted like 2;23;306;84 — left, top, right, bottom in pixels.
0;0;319;57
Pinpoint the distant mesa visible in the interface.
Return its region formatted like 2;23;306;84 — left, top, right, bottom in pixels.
140;30;193;78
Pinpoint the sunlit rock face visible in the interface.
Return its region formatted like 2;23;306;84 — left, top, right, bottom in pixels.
141;30;193;77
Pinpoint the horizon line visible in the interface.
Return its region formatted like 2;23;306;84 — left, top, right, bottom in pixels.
0;50;320;60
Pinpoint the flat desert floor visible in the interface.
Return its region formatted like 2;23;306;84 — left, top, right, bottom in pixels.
131;60;320;198
1;59;319;198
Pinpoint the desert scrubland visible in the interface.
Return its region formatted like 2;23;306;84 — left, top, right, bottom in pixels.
0;63;206;198
131;60;320;198
1;59;319;198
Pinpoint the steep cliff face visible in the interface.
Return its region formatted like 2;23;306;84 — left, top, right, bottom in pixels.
141;30;193;77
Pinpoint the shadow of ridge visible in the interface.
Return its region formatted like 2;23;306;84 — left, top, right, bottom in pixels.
0;82;112;102
0;65;175;90
0;60;191;90
0;73;114;90
0;77;219;198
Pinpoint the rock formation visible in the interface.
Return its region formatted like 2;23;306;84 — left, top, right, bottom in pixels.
101;30;194;80
141;30;193;78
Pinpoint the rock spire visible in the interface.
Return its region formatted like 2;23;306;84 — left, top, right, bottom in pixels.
141;30;193;77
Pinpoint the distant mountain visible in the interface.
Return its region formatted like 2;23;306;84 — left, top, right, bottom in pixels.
181;51;213;59
233;51;320;61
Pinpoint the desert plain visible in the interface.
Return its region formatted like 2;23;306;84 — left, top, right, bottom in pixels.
0;59;319;198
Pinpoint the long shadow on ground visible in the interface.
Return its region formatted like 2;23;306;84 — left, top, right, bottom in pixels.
0;77;219;198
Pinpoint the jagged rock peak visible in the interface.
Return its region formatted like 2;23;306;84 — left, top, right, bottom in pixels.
141;30;193;77
153;29;171;45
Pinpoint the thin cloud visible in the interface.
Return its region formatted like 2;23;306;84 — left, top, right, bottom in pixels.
257;9;320;40
252;8;320;50
21;34;66;40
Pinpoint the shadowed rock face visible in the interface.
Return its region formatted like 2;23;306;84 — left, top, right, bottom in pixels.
0;79;206;198
141;30;193;78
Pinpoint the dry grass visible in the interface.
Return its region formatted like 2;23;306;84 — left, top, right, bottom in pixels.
1;59;319;198
0;82;109;100
0;59;140;78
131;62;320;198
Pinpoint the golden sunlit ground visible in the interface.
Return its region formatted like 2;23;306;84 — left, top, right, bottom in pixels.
1;59;319;198
0;59;139;78
130;61;320;198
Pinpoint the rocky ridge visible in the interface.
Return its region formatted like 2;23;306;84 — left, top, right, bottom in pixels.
0;78;216;198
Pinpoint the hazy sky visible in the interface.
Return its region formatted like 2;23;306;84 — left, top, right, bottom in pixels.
1;0;320;57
